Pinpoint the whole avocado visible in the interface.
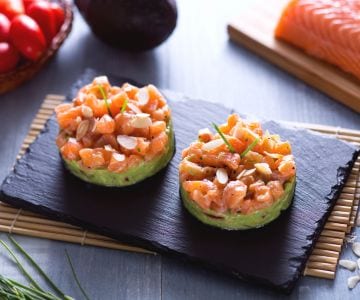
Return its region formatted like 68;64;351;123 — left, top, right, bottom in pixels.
75;0;178;51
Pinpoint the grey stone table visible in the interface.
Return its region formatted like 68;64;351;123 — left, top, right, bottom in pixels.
1;1;359;299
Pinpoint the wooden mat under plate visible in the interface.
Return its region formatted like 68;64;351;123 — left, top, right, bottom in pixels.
0;94;359;280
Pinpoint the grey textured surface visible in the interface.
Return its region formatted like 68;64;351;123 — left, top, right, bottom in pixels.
1;0;360;299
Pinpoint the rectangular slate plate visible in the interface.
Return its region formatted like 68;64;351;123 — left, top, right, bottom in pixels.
1;69;359;293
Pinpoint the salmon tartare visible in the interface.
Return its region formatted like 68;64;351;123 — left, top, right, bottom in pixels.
179;114;296;230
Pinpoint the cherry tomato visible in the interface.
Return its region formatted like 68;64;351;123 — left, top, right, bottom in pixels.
0;13;10;42
50;3;65;33
0;42;20;73
27;1;56;45
0;0;24;20
10;15;46;61
23;0;41;13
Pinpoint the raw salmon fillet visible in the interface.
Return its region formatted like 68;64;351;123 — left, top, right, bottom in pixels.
275;0;360;80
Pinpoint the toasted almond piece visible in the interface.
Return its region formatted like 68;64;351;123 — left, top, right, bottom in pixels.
81;105;93;118
104;144;115;152
263;130;270;138
237;168;256;179
131;113;152;128
202;139;225;151
88;118;96;133
100;114;113;123
244;127;260;140
271;134;281;142
352;242;360;257
339;259;357;271
117;135;137;150
216;168;229;185
264;151;284;159
112;152;125;162
254;163;272;176
198;128;213;143
76;120;90;141
68;137;77;144
127;103;142;114
136;87;149;105
347;275;360;289
93;75;109;86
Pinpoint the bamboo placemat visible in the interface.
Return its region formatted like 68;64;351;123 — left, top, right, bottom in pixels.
0;95;359;280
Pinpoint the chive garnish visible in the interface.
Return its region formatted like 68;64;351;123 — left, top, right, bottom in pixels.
212;123;235;153
98;84;112;116
8;236;67;299
0;237;76;299
0;239;43;292
65;249;91;300
120;97;128;113
240;137;259;158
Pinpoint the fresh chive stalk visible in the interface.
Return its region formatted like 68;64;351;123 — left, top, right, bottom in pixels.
8;236;67;299
0;240;43;292
0;275;60;300
212;123;235;153
120;97;128;113
98;84;112;116
65;249;91;300
240;137;259;158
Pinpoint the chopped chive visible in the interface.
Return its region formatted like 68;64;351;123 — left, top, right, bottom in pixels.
120;97;128;113
8;236;67;299
212;123;235;153
0;240;43;292
98;84;112;116
65;249;91;300
240;137;259;158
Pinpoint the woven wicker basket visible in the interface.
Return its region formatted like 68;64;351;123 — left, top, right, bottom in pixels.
0;0;73;94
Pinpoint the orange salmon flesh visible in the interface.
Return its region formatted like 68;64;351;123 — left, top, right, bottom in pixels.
275;0;360;80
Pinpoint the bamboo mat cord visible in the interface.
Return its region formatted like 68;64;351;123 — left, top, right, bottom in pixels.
9;208;22;234
0;94;359;279
81;230;88;246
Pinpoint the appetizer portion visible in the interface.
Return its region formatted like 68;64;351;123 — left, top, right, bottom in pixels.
55;76;174;187
275;0;360;80
179;114;296;230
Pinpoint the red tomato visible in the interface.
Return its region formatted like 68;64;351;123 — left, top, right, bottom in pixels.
50;3;65;33
10;15;46;61
27;1;56;45
0;13;10;42
23;0;41;13
0;42;20;73
0;0;24;20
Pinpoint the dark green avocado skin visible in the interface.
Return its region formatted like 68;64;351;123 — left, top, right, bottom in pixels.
75;0;177;51
181;177;296;230
63;122;175;187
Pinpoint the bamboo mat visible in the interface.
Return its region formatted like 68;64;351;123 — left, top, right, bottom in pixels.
0;95;359;280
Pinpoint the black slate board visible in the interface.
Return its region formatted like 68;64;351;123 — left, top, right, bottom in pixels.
1;70;359;293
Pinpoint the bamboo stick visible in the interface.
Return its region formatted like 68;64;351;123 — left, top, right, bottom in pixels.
324;222;348;232
317;236;343;245
332;205;352;213
327;215;351;224
303;268;334;279
306;262;336;272
311;248;339;258
314;242;342;252
0;224;154;255
320;229;345;239
308;255;338;264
